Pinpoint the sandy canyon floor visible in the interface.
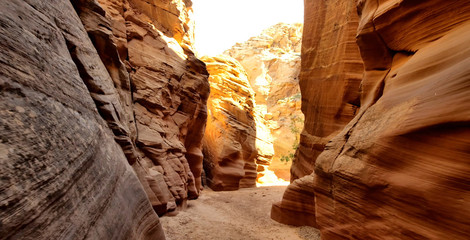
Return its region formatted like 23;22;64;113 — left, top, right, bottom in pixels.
160;186;320;240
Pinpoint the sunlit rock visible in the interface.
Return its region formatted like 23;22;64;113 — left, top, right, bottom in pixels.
93;0;210;214
225;23;304;181
201;55;275;190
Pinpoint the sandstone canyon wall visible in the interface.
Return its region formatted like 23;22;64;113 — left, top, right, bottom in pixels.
225;23;304;181
201;55;274;190
0;0;164;239
272;0;363;227
1;0;210;238
77;0;210;215
274;0;470;239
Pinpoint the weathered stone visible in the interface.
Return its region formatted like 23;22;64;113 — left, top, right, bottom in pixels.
225;23;304;181
271;0;363;227
201;55;273;190
274;0;470;239
94;0;210;213
0;0;164;238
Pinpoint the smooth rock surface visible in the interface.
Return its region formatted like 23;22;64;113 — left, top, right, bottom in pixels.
314;1;470;239
272;0;363;227
0;0;164;238
274;0;470;239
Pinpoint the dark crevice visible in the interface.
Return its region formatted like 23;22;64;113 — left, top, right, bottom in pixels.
372;0;393;55
69;0;141;165
370;69;389;105
64;39;105;95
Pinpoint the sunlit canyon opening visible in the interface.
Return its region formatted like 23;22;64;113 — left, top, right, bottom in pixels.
193;0;305;189
160;0;317;238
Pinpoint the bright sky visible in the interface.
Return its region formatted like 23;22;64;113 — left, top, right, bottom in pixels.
192;0;304;56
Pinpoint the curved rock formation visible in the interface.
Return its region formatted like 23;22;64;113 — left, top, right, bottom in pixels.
271;0;363;227
225;23;304;180
274;0;470;239
314;1;470;239
0;0;164;238
88;0;210;214
201;55;274;190
1;0;210;237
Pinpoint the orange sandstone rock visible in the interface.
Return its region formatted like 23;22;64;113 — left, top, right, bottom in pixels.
201;55;274;190
274;0;470;239
2;6;209;240
271;0;363;227
314;1;470;239
225;23;304;181
92;0;210;214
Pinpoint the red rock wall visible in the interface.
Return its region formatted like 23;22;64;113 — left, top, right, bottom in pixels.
1;0;210;238
274;0;470;239
0;0;164;238
82;0;210;215
314;1;470;239
272;0;363;226
294;0;363;181
201;55;261;190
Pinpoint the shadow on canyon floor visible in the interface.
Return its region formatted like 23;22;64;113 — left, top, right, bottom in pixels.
160;186;320;240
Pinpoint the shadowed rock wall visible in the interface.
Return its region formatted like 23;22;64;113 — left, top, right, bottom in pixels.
272;0;363;227
274;0;470;239
315;1;470;239
0;0;164;238
1;0;210;238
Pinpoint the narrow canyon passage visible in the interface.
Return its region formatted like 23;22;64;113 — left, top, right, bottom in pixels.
2;0;469;239
160;186;320;240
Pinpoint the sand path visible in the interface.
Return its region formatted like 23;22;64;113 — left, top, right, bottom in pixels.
160;186;320;240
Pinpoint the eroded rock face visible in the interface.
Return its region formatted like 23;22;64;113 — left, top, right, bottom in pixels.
201;55;274;190
271;0;363;227
2;0;210;238
314;1;470;239
225;23;304;180
0;0;164;239
87;0;210;214
274;0;470;239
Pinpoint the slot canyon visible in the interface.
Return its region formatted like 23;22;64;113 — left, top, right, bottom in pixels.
0;0;469;240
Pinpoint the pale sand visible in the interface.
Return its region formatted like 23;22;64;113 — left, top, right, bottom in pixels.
160;186;320;240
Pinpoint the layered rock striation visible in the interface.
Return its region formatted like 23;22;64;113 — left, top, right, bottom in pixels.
80;0;210;215
0;0;164;238
271;0;363;227
274;0;470;239
201;55;274;190
225;23;304;180
314;1;470;239
1;0;210;238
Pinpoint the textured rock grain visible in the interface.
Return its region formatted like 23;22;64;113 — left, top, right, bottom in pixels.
274;0;470;239
201;55;273;190
225;23;304;180
0;0;164;239
1;0;210;238
271;0;363;227
92;0;210;214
